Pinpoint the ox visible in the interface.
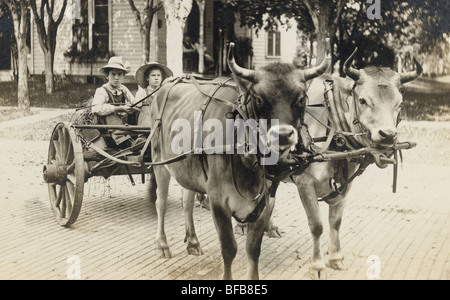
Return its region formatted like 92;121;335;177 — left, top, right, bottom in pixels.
284;49;422;279
148;43;330;280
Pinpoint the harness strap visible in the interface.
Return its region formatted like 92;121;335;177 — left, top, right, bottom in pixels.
318;157;372;203
140;78;182;160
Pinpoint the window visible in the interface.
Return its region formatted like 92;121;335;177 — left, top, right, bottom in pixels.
93;0;109;53
72;0;109;54
267;30;281;57
72;0;89;52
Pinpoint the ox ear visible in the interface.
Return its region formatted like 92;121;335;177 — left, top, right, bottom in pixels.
233;74;254;94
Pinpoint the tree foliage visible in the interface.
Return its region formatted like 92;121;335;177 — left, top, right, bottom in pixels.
231;0;449;72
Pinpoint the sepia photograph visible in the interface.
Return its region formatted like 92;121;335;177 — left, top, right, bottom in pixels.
0;0;448;283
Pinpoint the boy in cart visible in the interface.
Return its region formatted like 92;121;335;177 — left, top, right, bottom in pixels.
134;62;173;126
91;56;139;147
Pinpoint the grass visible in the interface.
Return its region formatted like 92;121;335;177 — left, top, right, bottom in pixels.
0;78;139;122
401;76;450;121
0;78;139;109
0;75;448;122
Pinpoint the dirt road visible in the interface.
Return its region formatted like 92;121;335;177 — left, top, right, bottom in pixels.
0;136;448;280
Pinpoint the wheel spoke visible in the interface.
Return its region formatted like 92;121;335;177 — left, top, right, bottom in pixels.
60;186;66;218
67;161;76;174
65;186;73;215
56;185;63;208
67;173;77;185
53;140;61;161
59;127;68;163
49;183;57;203
65;139;74;164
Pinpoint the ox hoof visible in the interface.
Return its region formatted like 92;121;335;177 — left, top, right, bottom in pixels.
309;268;328;280
187;244;204;256
156;247;172;259
309;261;328;280
329;259;347;270
266;226;282;238
234;223;247;235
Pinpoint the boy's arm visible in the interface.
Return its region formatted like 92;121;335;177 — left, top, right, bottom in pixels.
91;88;117;116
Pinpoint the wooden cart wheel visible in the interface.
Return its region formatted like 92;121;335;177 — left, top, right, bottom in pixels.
44;122;86;226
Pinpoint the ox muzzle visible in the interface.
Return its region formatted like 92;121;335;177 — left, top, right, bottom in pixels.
267;124;298;154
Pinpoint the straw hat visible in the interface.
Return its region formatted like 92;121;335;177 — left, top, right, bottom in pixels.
135;62;173;88
99;56;130;74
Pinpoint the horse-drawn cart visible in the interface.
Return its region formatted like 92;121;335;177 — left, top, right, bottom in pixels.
43;120;154;226
42;74;417;227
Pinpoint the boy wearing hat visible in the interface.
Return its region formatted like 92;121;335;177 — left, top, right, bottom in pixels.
92;56;137;147
135;62;173;126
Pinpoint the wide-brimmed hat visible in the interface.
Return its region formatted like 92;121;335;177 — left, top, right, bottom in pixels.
135;62;173;88
99;56;130;74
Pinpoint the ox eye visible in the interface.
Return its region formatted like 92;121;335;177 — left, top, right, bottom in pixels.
292;96;305;108
359;98;367;105
255;96;264;106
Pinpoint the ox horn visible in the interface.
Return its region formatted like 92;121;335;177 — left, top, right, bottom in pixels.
344;47;360;81
227;42;256;81
303;38;332;81
400;57;423;84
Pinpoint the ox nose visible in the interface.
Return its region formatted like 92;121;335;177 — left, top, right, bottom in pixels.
279;127;295;146
378;129;397;145
268;125;298;151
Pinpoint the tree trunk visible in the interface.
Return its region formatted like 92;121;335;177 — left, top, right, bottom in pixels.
8;0;30;111
44;50;54;94
315;4;330;68
163;0;193;76
142;12;154;63
17;32;30;111
143;27;151;63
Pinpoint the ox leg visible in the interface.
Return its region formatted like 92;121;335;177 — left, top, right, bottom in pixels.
246;213;266;280
328;198;346;270
148;170;157;203
154;166;172;258
183;189;203;256
211;201;237;280
296;178;327;279
264;195;281;238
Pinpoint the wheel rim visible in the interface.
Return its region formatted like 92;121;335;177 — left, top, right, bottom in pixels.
47;123;85;226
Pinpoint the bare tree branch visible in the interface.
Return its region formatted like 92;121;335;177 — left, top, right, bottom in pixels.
128;0;144;34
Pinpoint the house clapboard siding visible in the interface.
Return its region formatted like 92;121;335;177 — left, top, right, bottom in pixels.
251;18;298;70
27;0;299;81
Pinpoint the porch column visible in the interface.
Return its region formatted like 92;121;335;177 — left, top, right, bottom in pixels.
196;0;205;74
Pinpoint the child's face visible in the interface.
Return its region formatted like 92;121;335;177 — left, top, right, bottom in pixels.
107;69;125;88
147;69;163;89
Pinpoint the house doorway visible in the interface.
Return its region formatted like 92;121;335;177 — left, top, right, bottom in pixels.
0;10;13;71
184;1;200;72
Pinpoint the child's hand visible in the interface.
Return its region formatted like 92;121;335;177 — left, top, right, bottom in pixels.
117;104;137;114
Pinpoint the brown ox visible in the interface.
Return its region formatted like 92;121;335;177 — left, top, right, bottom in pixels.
148;44;330;280
285;49;422;279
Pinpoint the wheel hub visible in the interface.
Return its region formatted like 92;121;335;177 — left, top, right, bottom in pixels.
43;163;68;184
